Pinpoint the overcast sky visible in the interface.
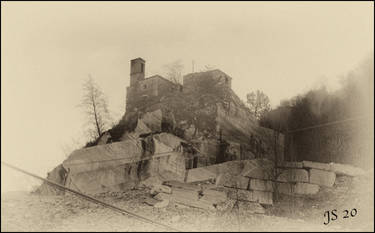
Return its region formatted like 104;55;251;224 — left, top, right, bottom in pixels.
1;2;373;192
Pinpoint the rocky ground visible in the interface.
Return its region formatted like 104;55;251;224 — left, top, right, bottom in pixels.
2;172;373;232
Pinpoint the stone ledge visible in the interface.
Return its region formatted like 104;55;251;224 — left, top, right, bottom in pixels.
277;161;303;169
302;160;331;171
249;178;274;192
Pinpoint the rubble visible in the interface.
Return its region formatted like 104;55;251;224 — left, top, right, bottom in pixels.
150;185;172;195
154;199;170;208
34;164;66;195
238;201;266;214
153;192;171;201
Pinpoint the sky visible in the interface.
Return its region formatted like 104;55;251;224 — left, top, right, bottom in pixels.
1;1;373;192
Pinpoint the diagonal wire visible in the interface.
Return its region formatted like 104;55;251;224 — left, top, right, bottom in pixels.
1;161;181;232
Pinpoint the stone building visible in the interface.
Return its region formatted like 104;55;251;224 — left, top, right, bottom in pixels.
126;58;182;112
123;58;284;167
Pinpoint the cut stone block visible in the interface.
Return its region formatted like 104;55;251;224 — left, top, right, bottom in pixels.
241;159;274;180
242;168;272;180
276;182;319;195
309;169;336;187
277;161;303;169
293;183;320;195
170;187;215;210
252;190;273;205
201;189;227;203
330;163;365;177
185;167;217;183
171;188;199;202
249;179;274;192
275;182;293;195
276;169;309;183
164;180;202;192
216;174;249;190
303;160;331;171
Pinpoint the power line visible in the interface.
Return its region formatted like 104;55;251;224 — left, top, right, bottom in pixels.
287;114;372;134
1;161;181;232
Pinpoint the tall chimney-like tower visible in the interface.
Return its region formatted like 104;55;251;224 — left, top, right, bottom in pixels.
130;58;145;86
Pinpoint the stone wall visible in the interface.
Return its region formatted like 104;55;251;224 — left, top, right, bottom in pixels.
185;159;364;206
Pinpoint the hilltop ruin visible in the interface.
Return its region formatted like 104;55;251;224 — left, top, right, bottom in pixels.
35;58;368;214
37;57;284;195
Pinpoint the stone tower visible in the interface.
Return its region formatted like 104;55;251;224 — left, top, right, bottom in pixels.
130;58;145;86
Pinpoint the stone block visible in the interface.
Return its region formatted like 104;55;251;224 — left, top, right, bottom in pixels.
277;161;303;169
303;160;331;171
309;169;336;187
275;182;293;195
276;168;309;183
249;178;274;192
201;189;227;203
330;163;365;177
252;190;273;205
275;182;319;195
293;183;320;195
185;167;217;183
241;159;274;180
236;176;250;190
216;174;249;190
243;168;272;180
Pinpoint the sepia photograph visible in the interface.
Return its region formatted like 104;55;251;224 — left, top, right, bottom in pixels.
1;1;374;232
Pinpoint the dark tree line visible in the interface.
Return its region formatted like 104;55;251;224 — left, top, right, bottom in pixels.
260;55;373;132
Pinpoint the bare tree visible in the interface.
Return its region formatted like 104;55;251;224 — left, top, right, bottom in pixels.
162;60;184;84
80;76;112;141
246;90;271;120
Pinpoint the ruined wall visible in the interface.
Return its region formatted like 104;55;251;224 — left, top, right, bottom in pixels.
183;69;232;93
126;76;179;113
120;69;284;167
